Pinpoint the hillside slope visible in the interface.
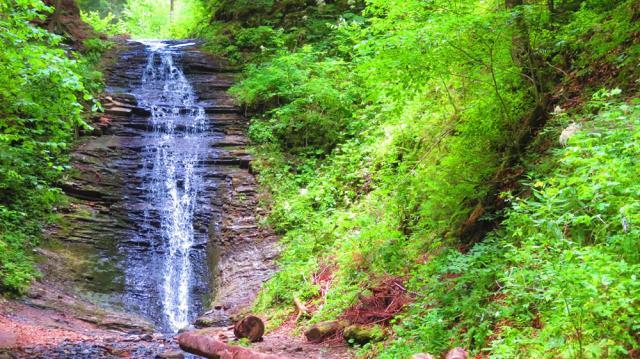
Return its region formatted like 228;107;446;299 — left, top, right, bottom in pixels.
197;0;640;357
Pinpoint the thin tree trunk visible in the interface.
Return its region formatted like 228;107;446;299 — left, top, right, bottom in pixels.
48;0;62;32
459;0;553;243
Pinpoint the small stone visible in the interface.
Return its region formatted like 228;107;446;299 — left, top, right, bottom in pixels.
155;350;184;359
412;354;435;359
445;347;468;359
177;325;195;333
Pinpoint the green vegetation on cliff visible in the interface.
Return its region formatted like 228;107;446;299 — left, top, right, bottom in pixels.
0;0;106;293
199;0;640;357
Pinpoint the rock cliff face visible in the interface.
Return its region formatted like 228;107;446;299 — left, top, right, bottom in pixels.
39;40;278;332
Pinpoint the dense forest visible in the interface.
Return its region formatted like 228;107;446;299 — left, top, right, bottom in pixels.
1;0;639;357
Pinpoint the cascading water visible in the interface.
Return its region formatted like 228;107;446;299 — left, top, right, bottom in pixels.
131;41;208;332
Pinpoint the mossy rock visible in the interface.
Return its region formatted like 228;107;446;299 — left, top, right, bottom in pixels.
343;324;385;346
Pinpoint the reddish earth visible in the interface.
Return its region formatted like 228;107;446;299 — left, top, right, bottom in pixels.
252;316;353;358
0;300;354;358
0;298;181;358
190;315;354;358
0;300;102;348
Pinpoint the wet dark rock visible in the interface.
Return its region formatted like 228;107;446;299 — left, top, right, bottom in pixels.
156;350;184;359
194;310;230;328
141;334;154;341
178;325;196;334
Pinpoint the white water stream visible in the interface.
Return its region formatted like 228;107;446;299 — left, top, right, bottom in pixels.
136;41;207;331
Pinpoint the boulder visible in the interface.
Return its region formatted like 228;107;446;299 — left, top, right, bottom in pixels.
343;324;385;345
233;316;265;343
445;347;468;359
304;320;348;344
155;350;184;359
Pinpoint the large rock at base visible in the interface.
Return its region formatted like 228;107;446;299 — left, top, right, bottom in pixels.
233;315;265;343
343;324;385;345
304;320;348;344
195;309;231;328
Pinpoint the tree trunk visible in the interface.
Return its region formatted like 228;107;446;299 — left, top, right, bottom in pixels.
47;0;62;33
505;0;544;98
459;1;554;243
177;332;283;359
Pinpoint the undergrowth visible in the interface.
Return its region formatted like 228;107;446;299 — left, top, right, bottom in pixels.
381;93;640;358
197;0;640;357
0;0;107;293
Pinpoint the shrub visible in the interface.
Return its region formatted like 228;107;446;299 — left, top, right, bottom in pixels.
0;0;99;293
232;47;358;153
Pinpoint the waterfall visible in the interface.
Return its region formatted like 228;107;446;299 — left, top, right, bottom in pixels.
135;41;206;332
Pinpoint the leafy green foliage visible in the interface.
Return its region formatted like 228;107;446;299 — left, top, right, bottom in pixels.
197;0;361;63
383;95;640;358
232;47;357;153
122;0;205;39
79;0;206;39
203;0;640;357
81;10;127;36
0;0;102;293
77;0;127;16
